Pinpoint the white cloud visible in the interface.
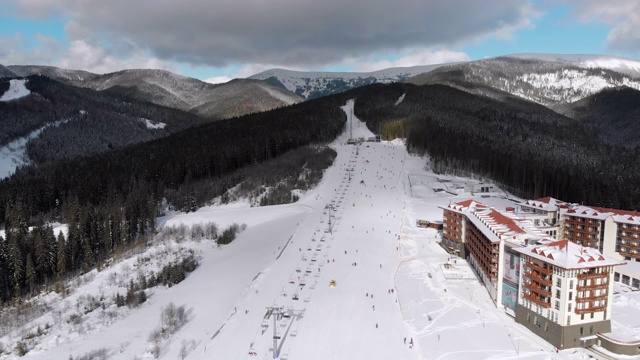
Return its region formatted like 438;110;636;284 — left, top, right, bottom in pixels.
559;0;640;54
13;0;536;69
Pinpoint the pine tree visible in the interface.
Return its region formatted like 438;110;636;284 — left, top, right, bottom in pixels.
25;254;35;295
8;233;24;299
0;236;9;302
56;232;66;279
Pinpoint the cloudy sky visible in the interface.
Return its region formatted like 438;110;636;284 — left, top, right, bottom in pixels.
1;0;639;83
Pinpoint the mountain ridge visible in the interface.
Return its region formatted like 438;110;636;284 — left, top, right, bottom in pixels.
6;65;303;119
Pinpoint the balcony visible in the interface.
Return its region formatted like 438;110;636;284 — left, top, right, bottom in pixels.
527;271;552;287
523;292;551;308
524;281;552;298
575;304;607;314
576;293;608;302
577;282;609;291
619;225;640;234
526;261;553;276
618;250;640;260
577;271;609;281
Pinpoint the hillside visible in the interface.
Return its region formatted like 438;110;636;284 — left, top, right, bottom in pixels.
507;53;640;78
408;56;640;106
248;64;450;99
0;75;204;174
188;79;302;118
557;86;640;148
0;65;15;79
349;82;640;210
7;65;302;119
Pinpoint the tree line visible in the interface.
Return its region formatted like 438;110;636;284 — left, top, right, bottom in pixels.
353;82;640;210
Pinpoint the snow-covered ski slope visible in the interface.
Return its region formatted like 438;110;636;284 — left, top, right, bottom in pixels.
0;79;30;101
6;100;640;360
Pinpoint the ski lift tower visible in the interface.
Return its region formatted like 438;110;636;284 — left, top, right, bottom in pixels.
350;105;353;140
324;204;334;234
264;306;286;358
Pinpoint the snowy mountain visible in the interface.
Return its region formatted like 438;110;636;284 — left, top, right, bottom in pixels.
7;66;302;119
8;65;100;83
408;56;640;106
508;53;640;78
248;64;450;99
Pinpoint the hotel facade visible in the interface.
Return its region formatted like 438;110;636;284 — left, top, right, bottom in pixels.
440;197;634;352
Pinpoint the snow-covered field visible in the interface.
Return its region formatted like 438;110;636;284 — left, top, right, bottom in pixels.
2;100;640;360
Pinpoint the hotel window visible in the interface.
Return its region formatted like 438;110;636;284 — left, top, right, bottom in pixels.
569;280;573;289
555;301;560;310
569;292;572;300
556;290;561;299
568;303;572;312
556;278;561;287
567;315;571;325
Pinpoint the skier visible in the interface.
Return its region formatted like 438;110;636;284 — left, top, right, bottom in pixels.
404;337;406;344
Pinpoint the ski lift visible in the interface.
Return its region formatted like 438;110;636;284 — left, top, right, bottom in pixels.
329;280;337;288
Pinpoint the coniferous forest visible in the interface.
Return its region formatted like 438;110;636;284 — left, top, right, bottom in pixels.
0;90;348;303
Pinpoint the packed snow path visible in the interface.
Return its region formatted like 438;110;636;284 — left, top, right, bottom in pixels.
200;101;559;359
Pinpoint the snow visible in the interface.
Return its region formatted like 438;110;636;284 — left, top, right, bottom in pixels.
508;53;640;78
0;79;31;101
0;126;46;179
394;93;406;106
516;70;640;104
3;100;639;360
0;119;73;179
141;118;167;129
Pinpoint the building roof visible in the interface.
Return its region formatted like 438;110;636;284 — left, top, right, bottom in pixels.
442;199;487;213
565;205;611;220
468;207;554;245
611;214;640;226
561;204;640;225
514;240;625;270
521;197;567;212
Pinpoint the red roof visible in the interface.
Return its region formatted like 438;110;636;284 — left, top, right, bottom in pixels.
487;210;525;234
547;239;568;250
591;206;639;217
454;200;476;207
535;196;553;203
